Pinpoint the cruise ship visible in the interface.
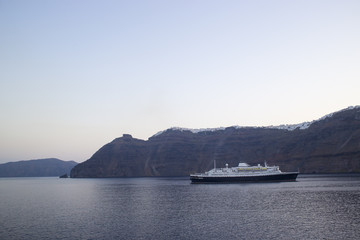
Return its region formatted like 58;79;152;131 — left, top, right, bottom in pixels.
190;162;298;183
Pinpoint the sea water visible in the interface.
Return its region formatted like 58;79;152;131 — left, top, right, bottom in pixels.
1;175;360;240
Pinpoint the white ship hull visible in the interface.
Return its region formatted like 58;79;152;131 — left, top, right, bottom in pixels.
190;162;298;183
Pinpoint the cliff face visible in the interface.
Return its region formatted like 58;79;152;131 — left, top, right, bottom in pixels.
70;134;147;177
71;107;360;177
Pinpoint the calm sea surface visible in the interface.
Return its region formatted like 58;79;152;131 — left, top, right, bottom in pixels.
1;175;360;240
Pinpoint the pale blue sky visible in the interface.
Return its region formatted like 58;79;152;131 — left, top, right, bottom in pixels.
1;0;359;163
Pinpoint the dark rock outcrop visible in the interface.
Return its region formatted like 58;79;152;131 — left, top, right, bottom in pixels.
71;106;360;177
0;158;77;177
71;135;147;177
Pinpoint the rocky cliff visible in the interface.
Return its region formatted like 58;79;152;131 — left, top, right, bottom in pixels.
71;106;360;177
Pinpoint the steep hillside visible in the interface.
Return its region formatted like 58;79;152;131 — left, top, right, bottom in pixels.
71;106;360;177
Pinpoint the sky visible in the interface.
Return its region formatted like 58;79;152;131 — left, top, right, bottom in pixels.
0;0;359;163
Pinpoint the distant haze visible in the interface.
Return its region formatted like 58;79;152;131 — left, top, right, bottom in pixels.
0;1;359;163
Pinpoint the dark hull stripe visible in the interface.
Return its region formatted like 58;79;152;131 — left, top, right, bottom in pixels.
190;173;298;183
